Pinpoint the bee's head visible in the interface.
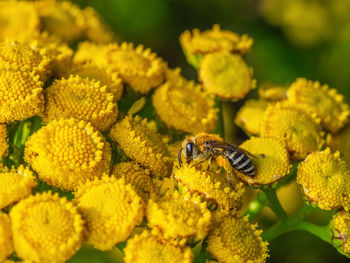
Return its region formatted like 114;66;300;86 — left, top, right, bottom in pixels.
178;137;199;166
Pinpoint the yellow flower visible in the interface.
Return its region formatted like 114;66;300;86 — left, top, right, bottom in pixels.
208;214;269;263
164;67;187;86
10;192;84;263
287;78;350;133
111;161;159;203
24;118;111;191
0;124;8;159
331;210;350;256
328;124;350;166
73;41;109;68
146;192;212;240
0;1;40;42
258;83;288;101
0;212;13;262
174;165;245;211
153;80;218;134
235;99;269;135
0;70;44;123
74;175;145;250
0;165;37;209
260;101;324;160
199;52;255;100
0;39;51;81
109;115;172;177
297;148;350;210
237;137;291;186
70;62;124;101
42;75;118;132
124;230;193;263
180;24;253;55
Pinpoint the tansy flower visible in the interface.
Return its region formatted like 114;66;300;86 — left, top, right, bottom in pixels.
73;41;109;68
331;210;350;256
124;230;193;263
0;212;13;262
327;124;350;166
287;78;350;133
260;101;324;160
164;67;187;86
24;118;111;191
199;52;255;100
0;70;44;123
0;39;51;81
0;165;37;209
174;165;245;211
109;115;172;177
0;124;8;159
74;175;145;250
146;192;212;240
0;1;40;42
208;213;269;263
111;161;159;202
10;192;84;263
153;80;218;134
42;75;118;132
180;24;253;56
297;148;350;210
70;62;124;101
235;99;269;135
258;83;288;101
237;137;291;186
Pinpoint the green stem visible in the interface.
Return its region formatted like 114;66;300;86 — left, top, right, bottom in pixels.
295;222;332;243
260;188;288;221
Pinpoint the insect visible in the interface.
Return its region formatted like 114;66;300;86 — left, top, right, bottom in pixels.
178;133;256;177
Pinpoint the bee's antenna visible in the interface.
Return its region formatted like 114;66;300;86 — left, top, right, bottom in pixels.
178;148;183;166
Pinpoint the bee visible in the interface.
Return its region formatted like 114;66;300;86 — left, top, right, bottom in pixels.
178;133;256;177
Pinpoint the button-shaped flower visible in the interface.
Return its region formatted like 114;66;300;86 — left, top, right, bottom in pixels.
0;212;13;262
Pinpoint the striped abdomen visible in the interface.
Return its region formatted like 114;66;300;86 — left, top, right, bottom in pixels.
224;149;255;177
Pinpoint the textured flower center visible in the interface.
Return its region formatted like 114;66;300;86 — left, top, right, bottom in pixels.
111;50;150;71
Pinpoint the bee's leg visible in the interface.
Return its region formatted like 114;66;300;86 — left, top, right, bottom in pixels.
227;169;237;189
206;156;213;171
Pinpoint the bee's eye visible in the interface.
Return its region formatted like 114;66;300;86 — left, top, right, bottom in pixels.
186;142;193;156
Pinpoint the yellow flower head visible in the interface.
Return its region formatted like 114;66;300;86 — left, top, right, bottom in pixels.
260;101;324;160
24;118;111;191
258;83;288;101
0;165;37;209
180;24;253;55
74;175;145;250
70;62;124;101
124;230;193;263
237;137;291;186
153;80;218;134
297;148;350;210
109;115;172;177
0;212;13;262
0;70;44;123
146;192;212;239
287;78;350;133
174;165;245;211
328;124;350;166
0;124;8;159
10;192;84;263
235;99;269;135
104;42;165;94
0;1;40;42
42;75;118;131
208;214;269;263
199;52;255;100
73;41;109;68
111;161;159;202
331;210;350;256
164;67;187;86
0;39;51;81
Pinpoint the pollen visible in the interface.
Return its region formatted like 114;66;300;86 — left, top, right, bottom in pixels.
287;78;350;133
0;212;13;262
260;101;324;160
111;161;159;202
109;115;172;178
146;192;212;240
208;214;269;263
174;165;245;211
297;148;350;210
124;230;193;263
199;52;255;100
74;175;145;250
0;165;37;210
152;79;218;134
24;118;111;191
235;99;269;135
42;75;118;132
331;210;350;256
0;70;44;123
237;137;291;186
0;124;8;159
10;192;84;263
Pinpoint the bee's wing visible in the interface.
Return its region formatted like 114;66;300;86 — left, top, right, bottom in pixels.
205;141;258;159
236;146;258;159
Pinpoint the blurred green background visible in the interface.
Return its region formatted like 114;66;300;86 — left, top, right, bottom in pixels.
70;0;350;262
